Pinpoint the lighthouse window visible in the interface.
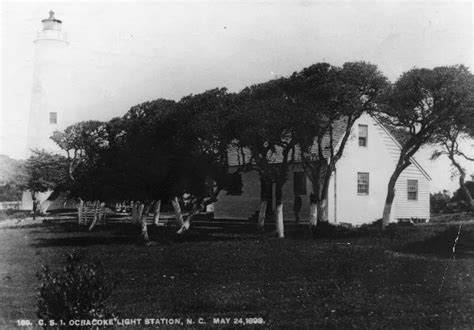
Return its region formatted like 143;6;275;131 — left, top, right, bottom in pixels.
49;112;57;124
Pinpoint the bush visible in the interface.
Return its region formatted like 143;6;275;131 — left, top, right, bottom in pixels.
37;251;116;323
311;222;355;238
0;209;29;221
430;190;452;214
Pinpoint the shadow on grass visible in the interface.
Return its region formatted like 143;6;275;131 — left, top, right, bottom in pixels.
31;222;265;248
29;217;474;259
400;226;474;258
398;225;474;258
31;235;141;247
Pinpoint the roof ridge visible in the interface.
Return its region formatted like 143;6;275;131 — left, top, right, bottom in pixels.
370;114;432;181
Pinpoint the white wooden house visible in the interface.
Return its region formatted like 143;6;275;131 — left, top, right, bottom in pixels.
213;113;431;225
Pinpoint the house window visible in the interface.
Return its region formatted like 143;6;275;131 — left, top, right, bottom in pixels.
358;124;368;146
49;112;57;124
407;179;418;200
357;172;369;195
294;172;307;195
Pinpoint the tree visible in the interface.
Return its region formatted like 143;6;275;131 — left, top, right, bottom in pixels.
431;128;474;211
430;91;474;210
103;99;181;243
51;121;113;229
174;88;240;232
430;190;452;214
452;181;474;211
235;78;300;238
286;62;388;227
378;65;474;228
51;121;108;183
19;150;68;219
0;155;26;202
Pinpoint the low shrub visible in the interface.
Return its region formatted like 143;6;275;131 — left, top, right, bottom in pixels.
36;250;116;323
0;210;29;221
311;222;355;238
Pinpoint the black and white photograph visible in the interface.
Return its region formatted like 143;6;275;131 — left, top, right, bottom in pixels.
1;0;473;328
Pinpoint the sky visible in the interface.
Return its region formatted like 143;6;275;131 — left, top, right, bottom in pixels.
0;0;473;193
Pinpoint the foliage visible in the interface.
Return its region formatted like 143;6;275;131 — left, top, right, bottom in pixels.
37;251;115;322
430;183;474;214
377;65;474;226
0;183;23;202
453;181;474;201
452;181;474;211
97;99;181;203
47;62;472;232
0;155;26;201
53;90;242;213
19;150;68;194
285;62;389;223
430;190;453;214
175;88;239;205
378;65;474;158
51;121;110;201
234;77;300;191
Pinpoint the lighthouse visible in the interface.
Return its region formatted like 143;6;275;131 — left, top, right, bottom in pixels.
22;11;73;212
26;10;70;155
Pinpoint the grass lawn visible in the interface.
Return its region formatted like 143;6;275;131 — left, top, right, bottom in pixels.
0;217;473;328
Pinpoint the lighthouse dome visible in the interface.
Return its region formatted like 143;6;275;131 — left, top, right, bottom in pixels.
36;10;67;42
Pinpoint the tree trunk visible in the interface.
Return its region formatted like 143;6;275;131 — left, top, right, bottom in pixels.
309;202;317;227
177;207;197;234
458;172;474;210
77;199;84;225
275;203;284;238
450;155;474;210
316;174;331;224
257;200;267;230
140;203;153;244
171;197;184;227
131;202;140;224
275;182;284;238
382;173;399;229
88;200;100;231
153;200;161;226
137;202;145;223
460;185;474;210
316;199;329;224
31;191;37;220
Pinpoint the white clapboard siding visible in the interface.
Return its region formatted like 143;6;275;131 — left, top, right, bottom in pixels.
372;117;431;221
329;113;431;225
393;165;430;220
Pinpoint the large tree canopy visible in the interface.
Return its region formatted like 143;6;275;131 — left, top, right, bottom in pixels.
233;77;303;237
378;65;474;227
19;150;68;219
283;62;389;227
48;61;473;239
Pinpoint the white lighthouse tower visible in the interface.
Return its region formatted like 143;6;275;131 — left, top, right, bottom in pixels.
26;10;70;155
22;11;73;212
